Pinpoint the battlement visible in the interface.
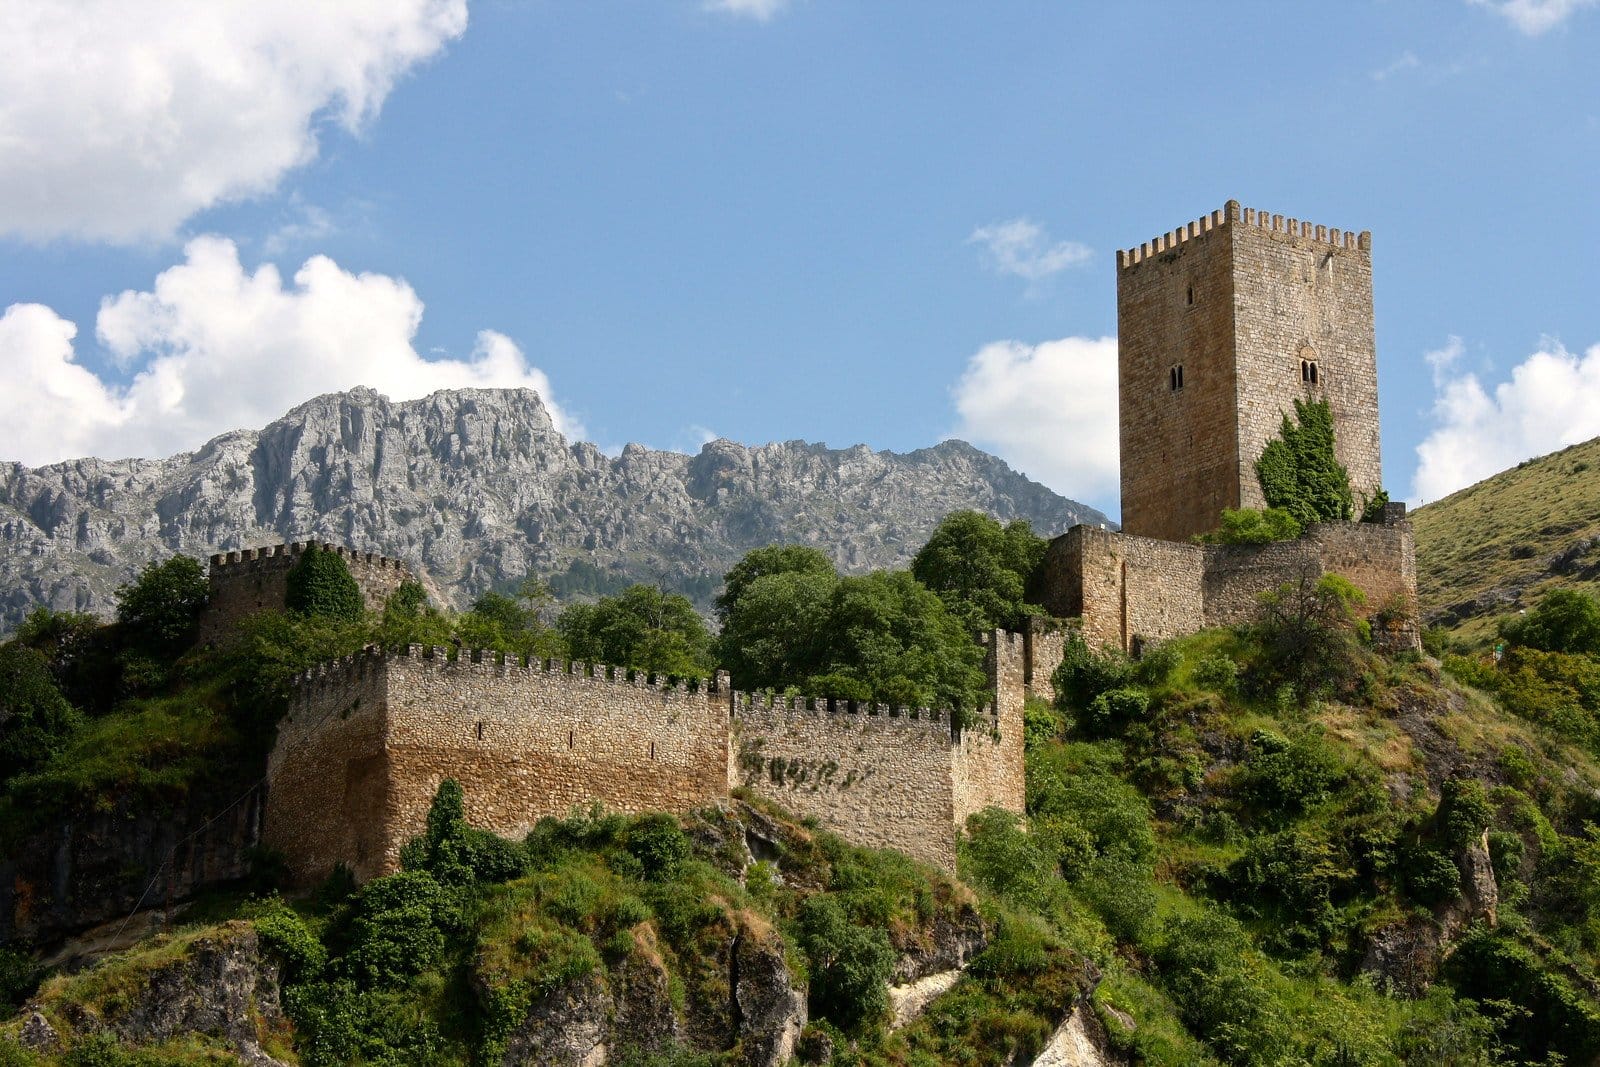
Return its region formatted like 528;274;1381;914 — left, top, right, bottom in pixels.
1117;199;1372;268
209;541;410;572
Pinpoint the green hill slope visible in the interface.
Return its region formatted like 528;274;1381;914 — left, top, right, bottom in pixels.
1413;436;1600;645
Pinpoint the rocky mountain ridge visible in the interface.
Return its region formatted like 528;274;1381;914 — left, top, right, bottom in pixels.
0;387;1106;630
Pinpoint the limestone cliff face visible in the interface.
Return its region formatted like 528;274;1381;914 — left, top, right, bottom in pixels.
0;387;1105;629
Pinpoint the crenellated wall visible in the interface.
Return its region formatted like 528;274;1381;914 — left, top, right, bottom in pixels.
1037;519;1419;654
200;542;414;640
266;627;1059;883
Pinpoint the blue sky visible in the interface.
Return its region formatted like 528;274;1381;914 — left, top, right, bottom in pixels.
2;0;1598;520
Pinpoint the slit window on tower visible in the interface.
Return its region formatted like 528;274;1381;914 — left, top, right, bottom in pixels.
1169;365;1185;391
1186;286;1195;305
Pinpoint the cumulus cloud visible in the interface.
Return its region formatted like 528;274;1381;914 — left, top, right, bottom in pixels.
704;0;791;19
0;1;468;243
0;237;581;466
1412;335;1600;503
950;336;1119;505
1467;0;1596;34
968;219;1093;285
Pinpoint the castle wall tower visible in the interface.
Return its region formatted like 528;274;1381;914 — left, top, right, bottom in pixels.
1116;201;1382;542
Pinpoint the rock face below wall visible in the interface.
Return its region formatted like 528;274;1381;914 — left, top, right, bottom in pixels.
0;386;1106;632
1;782;262;948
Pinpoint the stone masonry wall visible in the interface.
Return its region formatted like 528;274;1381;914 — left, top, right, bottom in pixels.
1228;208;1382;515
951;632;1029;833
1036;521;1418;657
201;542;413;640
1117;206;1241;542
381;650;732;878
265;651;394;884
733;698;963;871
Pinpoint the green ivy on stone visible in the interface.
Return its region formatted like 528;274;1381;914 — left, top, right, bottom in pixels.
1255;398;1354;527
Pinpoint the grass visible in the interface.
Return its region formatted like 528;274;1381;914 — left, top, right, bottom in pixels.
1412;434;1600;646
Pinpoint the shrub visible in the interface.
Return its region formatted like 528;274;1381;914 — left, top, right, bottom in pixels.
1154;911;1295;1063
254;900;327;981
1437;778;1493;851
1192;653;1239;695
625;813;691;881
0;645;83;787
1448;926;1600;1062
1404;847;1461;908
1500;588;1600;656
339;871;452;988
1082;686;1149;736
1052;634;1134;712
960;808;1054;909
285;545;364;622
0;947;39;1012
1247;573;1366;699
1196;507;1303;545
1236;730;1343;820
795;894;895;1031
401;779;528;886
1080;853;1158;943
1254;397;1354;526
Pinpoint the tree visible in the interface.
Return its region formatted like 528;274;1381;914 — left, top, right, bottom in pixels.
115;555;209;659
457;586;564;661
557;584;715;677
806;570;987;713
285;545;365;622
717;567;837;691
1500;589;1600;656
911;510;1047;630
0;644;83;786
715;544;836;626
1248;572;1366;699
1255;398;1354;526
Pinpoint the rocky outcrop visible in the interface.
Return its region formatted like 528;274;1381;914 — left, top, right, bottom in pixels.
1;782;262;949
19;922;290;1065
1360;831;1500;996
500;974;613;1067
1031;999;1124;1067
0;387;1105;631
731;916;807;1067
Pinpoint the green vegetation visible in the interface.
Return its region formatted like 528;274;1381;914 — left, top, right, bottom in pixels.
1196;506;1303;545
557;584;715;677
285;545;364;622
910;510;1048;631
1255;397;1354;526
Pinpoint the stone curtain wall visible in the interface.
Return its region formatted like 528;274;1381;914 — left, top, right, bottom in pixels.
1115;202;1381;542
733;699;963;870
951;632;1029;834
380;651;733;876
1227;208;1382;515
1037;522;1418;654
267;631;1045;883
1117;206;1243;542
201;542;413;639
265;651;394;883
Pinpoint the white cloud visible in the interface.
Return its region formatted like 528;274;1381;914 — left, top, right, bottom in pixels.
0;1;468;243
1412;335;1600;503
968;219;1093;284
1371;50;1422;81
704;0;790;20
1468;0;1596;34
0;237;582;466
950;336;1119;505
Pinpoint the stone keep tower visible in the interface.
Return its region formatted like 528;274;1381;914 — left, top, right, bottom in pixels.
1116;200;1383;543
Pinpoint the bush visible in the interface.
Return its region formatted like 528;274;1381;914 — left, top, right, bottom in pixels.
0;947;39;1012
1437;777;1493;851
401;779;527;886
0;645;83;787
254;901;327;981
1081;853;1158;943
1404;847;1461;907
1247;573;1366;699
795;894;895;1031
339;871;452;988
960;808;1054;909
1236;730;1343;820
1192;653;1239;695
1154;911;1295;1063
285;545;365;622
1052;634;1133;712
625;814;691;881
1196;507;1303;545
1501;588;1600;656
1082;686;1149;736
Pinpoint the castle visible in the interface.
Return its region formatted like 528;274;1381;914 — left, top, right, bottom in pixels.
240;201;1416;884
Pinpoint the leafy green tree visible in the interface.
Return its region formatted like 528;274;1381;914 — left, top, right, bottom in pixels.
910;510;1047;630
0;644;83;786
557;584;715;677
285;545;365;622
715;544;836;625
806;570;987;714
717;568;837;691
455;584;565;661
1196;507;1303;545
115;554;209;659
1500;588;1600;656
1255;398;1354;526
795;894;895;1031
373;580;453;650
399;778;527;886
223;609;371;741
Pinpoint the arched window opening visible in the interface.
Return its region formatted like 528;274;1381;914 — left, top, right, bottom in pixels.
1301;359;1320;385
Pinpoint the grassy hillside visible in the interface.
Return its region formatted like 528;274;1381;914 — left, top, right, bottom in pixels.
1413;435;1600;646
